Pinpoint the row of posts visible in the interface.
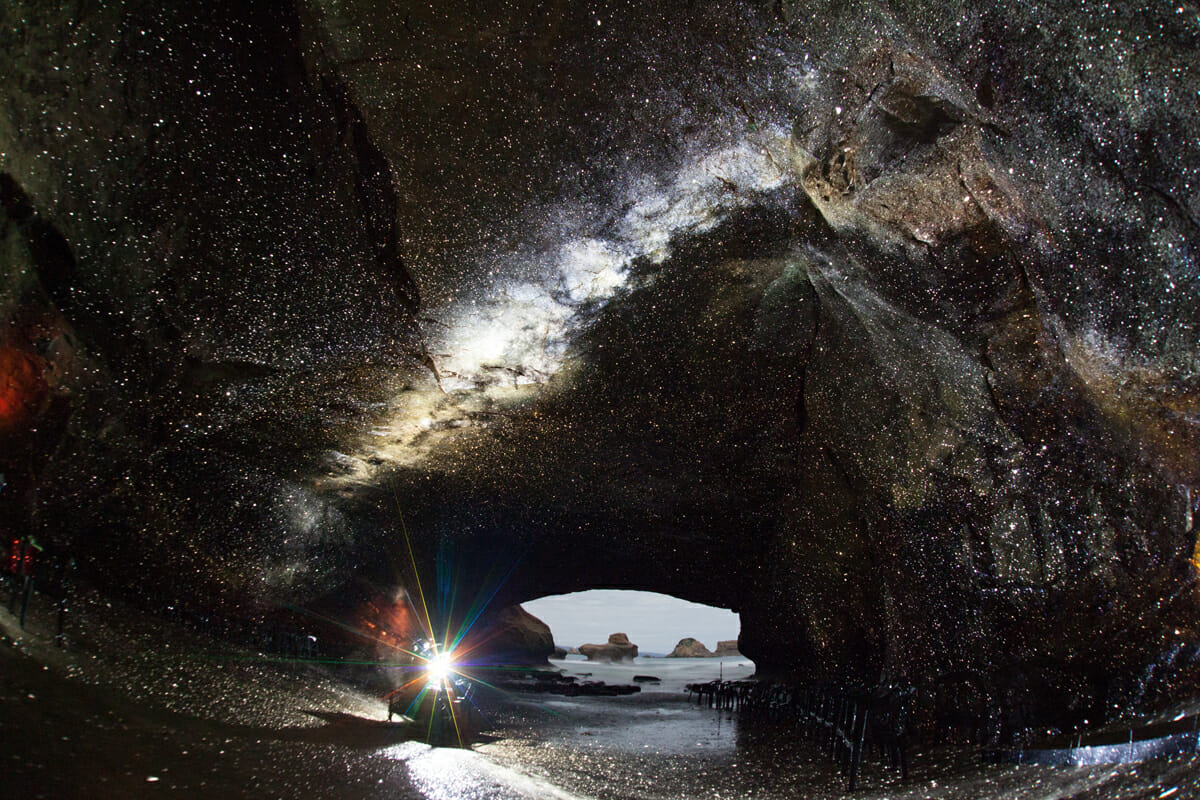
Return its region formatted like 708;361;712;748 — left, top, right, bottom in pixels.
687;679;913;792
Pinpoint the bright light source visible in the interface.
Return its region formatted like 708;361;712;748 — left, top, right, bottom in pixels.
425;650;454;690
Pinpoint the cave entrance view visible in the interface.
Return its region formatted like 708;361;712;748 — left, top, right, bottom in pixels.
3;1;1200;798
523;589;743;661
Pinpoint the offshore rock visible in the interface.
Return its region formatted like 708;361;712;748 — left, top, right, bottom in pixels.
714;641;740;657
579;633;639;663
667;638;716;658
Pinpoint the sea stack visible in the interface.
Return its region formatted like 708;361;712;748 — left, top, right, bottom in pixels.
714;640;740;657
667;637;715;658
578;633;639;662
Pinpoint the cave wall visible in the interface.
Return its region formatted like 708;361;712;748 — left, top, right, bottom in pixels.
0;0;421;608
2;0;1199;732
738;1;1200;719
337;0;1200;726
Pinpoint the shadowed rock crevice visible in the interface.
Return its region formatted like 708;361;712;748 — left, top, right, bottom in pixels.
0;174;78;314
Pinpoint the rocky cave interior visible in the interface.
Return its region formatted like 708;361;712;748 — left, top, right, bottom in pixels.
2;0;1200;791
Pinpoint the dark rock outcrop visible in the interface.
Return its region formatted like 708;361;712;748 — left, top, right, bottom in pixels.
668;638;716;658
462;605;555;666
579;633;639;663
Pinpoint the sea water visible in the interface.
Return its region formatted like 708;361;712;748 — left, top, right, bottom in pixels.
553;654;756;694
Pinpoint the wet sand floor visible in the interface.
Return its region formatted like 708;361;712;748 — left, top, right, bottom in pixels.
477;686;1200;800
4;595;1200;799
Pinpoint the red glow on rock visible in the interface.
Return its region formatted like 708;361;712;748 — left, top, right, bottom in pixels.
354;589;421;653
0;345;46;432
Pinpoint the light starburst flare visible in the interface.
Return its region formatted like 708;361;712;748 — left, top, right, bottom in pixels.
424;649;456;691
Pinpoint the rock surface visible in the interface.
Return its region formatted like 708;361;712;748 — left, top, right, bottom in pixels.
714;641;740;657
464;605;556;667
0;2;421;610
579;633;640;663
668;638;716;658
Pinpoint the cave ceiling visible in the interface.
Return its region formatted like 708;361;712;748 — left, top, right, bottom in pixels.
2;0;1200;704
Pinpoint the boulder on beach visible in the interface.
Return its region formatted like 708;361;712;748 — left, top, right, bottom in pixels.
578;632;639;662
552;645;568;659
464;605;555;665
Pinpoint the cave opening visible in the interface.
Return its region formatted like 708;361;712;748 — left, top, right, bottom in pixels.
523;589;742;658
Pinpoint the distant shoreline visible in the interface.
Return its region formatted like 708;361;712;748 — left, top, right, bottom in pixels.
553;653;749;661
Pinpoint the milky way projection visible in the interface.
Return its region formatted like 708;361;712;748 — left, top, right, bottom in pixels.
334;127;794;479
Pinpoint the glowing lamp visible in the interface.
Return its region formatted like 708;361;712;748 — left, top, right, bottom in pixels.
425;650;454;691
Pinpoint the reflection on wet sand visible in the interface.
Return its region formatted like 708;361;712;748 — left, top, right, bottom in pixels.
477;658;1200;800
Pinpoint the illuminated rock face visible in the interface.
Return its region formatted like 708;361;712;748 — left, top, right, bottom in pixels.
2;1;1198;731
